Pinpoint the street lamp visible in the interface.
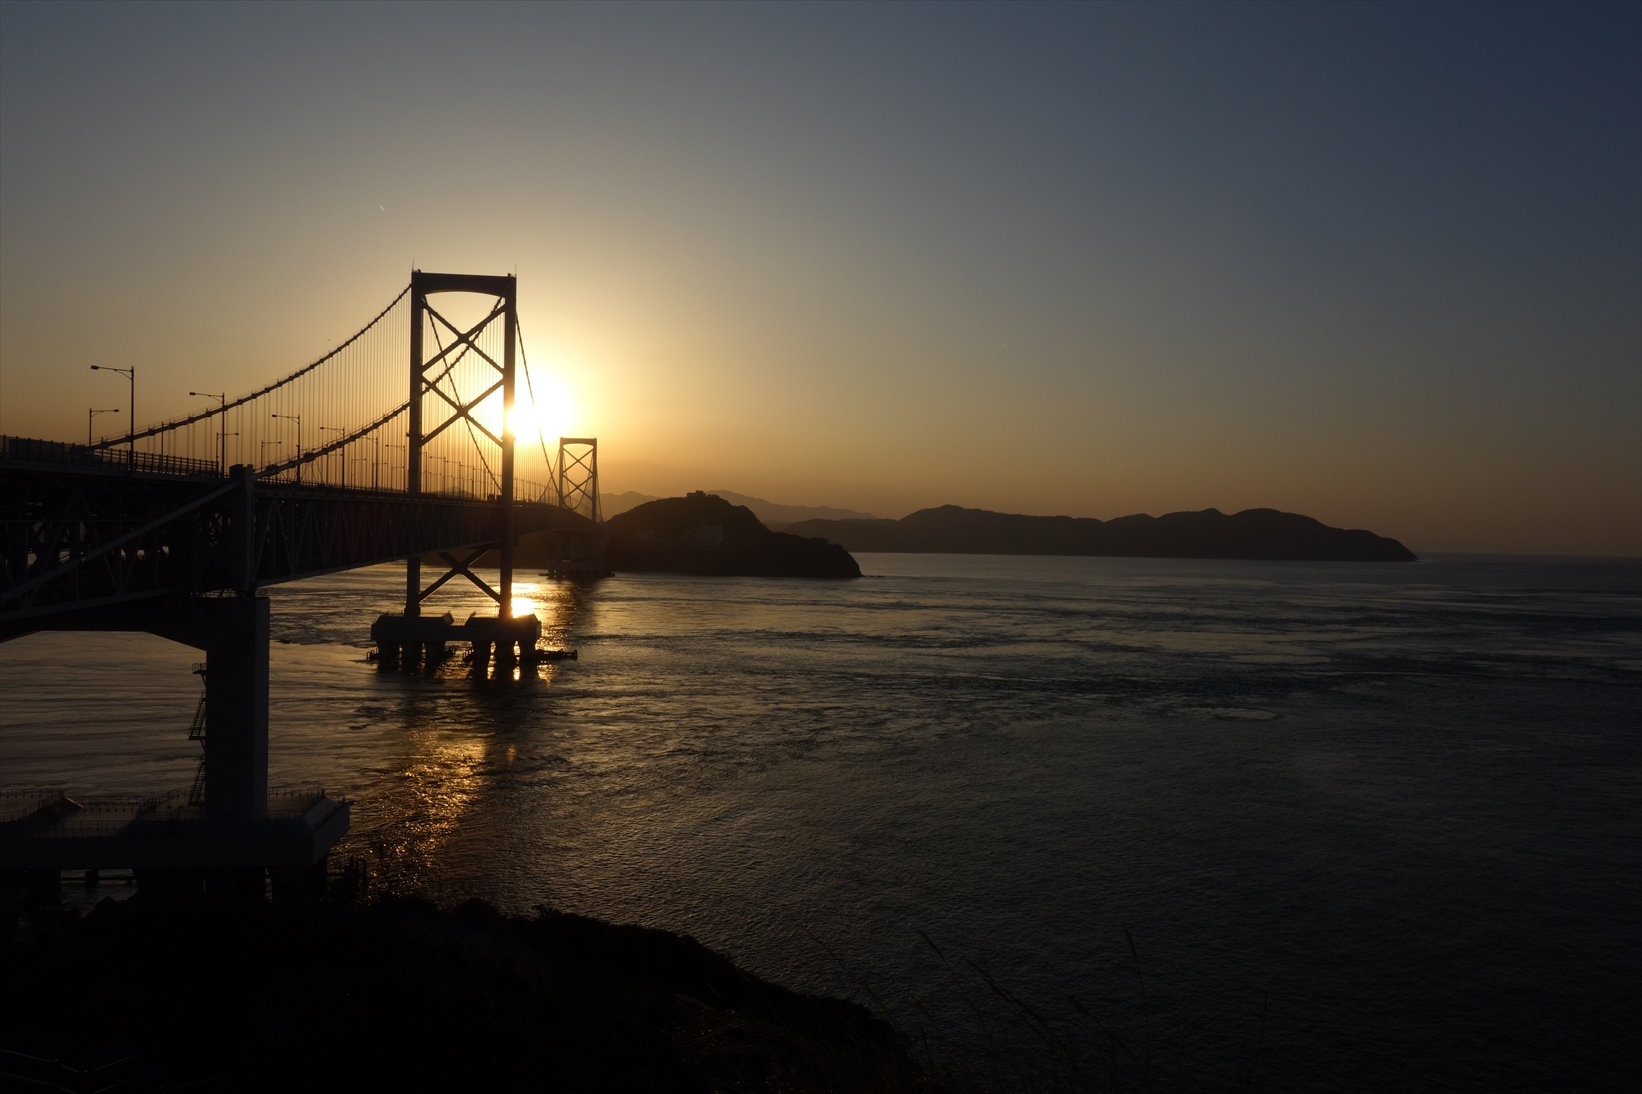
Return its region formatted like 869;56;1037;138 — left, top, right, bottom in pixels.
90;365;134;467
271;413;301;483
219;431;240;472
189;391;228;473
259;440;283;473
385;442;406;491
87;407;119;447
366;432;384;490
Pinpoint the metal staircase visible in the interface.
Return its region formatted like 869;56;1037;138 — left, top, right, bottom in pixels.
187;663;207;806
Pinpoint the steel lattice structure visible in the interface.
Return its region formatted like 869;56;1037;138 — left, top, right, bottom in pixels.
0;271;603;642
0;455;595;641
0;272;605;890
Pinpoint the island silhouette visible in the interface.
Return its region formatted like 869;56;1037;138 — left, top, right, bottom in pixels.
781;504;1417;562
605;492;863;577
603;489;877;525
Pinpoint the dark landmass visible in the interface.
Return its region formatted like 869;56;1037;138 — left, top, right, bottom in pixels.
607;493;861;577
783;504;1417;561
604;488;876;524
1;896;920;1092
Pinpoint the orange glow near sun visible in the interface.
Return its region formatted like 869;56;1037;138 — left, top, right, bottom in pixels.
509;373;576;446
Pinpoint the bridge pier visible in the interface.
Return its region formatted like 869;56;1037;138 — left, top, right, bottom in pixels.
0;595;348;912
371;612;455;668
197;597;269;825
370;611;542;670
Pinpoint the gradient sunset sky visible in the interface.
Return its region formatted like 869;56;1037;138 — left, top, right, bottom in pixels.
2;2;1637;554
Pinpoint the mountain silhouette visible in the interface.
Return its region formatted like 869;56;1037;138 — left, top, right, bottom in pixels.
782;505;1416;561
602;489;875;525
608;493;861;577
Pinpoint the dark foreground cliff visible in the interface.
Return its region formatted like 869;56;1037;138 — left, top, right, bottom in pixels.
608;493;861;577
783;504;1417;562
1;896;921;1092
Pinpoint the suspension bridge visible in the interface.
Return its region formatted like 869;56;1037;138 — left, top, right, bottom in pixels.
0;271;604;903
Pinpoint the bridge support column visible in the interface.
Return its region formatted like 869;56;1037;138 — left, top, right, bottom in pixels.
500;289;517;618
133;596;269;822
202;597;269;823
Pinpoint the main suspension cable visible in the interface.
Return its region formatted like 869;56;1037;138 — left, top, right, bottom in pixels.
88;284;411;449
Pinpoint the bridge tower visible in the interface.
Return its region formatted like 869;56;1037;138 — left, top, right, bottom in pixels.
374;271;540;665
557;438;601;523
405;271;518;619
537;438;608;580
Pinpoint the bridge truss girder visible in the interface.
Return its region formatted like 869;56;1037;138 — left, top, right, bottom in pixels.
0;460;595;643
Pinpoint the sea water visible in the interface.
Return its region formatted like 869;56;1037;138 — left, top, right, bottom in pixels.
2;553;1637;1090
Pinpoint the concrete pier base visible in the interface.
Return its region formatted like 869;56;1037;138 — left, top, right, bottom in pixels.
1;594;351;913
371;611;541;668
371;612;455;666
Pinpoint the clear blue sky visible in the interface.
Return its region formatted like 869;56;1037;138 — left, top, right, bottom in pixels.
2;2;1637;553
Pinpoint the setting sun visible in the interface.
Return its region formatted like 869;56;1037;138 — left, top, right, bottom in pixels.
509;372;577;446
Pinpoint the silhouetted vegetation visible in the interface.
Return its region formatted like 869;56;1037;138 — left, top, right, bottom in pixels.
783;505;1416;561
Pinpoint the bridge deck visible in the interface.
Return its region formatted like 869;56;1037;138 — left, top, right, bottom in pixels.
2;439;598;638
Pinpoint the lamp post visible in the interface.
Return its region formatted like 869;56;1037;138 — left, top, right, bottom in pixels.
385;442;406;491
189;391;228;473
271;413;301;483
89;365;134;468
259;440;283;473
88;407;119;447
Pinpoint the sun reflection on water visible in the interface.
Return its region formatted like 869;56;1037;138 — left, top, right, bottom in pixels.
360;731;490;894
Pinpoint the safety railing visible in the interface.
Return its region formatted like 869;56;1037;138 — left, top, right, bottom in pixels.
0;786;333;836
1;435;220;477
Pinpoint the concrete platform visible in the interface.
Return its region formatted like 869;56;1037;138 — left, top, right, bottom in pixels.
0;787;348;872
371;610;541;663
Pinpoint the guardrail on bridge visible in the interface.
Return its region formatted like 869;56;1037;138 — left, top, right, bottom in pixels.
1;435;221;478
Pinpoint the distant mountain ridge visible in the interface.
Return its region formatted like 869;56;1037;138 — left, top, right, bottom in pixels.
707;491;878;526
782;505;1417;562
601;491;662;517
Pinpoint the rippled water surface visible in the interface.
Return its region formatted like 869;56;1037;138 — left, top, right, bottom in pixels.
3;553;1638;1090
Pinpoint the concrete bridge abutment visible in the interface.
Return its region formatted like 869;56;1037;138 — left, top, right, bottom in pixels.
0;595;347;911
